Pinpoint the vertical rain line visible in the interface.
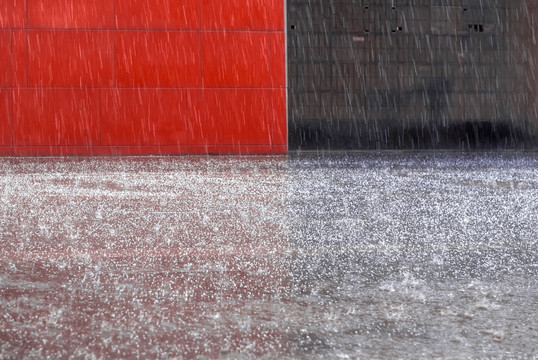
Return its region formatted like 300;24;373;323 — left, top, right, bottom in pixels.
10;89;14;154
26;0;29;88
429;2;433;148
10;31;14;151
113;34;117;88
197;0;203;151
113;0;117;88
363;4;369;130
199;0;203;30
199;0;203;88
284;0;288;151
10;30;13;87
186;89;189;148
463;8;467;141
396;5;400;138
25;30;29;88
269;33;274;148
99;89;102;146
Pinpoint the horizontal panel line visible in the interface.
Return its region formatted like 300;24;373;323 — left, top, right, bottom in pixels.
0;87;287;90
9;145;284;147
1;28;285;33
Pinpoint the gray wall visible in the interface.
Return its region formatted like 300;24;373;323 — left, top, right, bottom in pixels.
288;0;538;150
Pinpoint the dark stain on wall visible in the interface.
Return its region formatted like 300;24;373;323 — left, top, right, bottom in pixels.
287;0;538;150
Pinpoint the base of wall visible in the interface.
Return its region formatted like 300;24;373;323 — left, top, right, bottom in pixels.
0;145;287;156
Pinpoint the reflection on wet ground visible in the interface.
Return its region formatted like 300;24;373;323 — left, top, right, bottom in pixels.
0;153;537;359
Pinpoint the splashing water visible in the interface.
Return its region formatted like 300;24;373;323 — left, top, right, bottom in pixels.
0;153;537;359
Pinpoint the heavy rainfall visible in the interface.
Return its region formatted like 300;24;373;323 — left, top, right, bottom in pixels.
1;154;537;358
1;0;538;359
288;0;538;151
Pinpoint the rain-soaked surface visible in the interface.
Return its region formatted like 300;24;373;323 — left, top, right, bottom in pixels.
0;153;537;359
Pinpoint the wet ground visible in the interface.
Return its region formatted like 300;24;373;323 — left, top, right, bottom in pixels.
0;153;537;359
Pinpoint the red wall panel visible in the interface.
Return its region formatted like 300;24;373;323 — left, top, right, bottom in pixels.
116;0;200;30
188;89;273;146
0;31;11;86
116;31;201;88
271;33;286;88
202;0;284;31
28;0;114;29
272;89;287;146
0;0;26;29
27;30;114;87
101;89;188;146
202;32;272;88
6;0;287;155
13;88;100;146
11;30;26;86
0;89;11;146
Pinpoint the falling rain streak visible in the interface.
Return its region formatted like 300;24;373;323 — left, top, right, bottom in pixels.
288;0;538;150
0;0;537;359
0;0;286;156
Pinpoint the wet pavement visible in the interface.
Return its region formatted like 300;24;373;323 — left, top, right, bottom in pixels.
0;153;537;359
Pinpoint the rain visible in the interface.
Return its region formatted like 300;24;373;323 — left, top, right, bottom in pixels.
288;0;538;150
1;154;537;358
1;0;538;359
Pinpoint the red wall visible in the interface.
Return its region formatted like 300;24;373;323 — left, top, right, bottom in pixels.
0;0;286;155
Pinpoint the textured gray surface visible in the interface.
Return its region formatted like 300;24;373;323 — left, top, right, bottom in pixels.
0;154;537;359
288;0;538;150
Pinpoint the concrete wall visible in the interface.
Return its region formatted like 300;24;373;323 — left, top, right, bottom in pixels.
0;0;286;155
288;0;538;150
